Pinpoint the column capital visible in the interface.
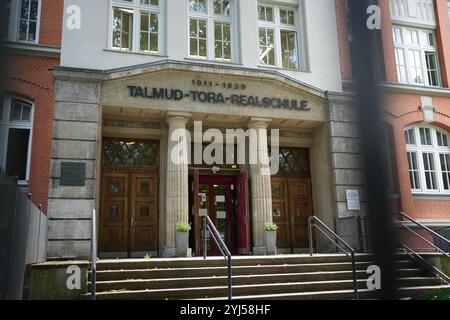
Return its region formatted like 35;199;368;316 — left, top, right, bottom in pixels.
248;117;272;129
166;112;192;126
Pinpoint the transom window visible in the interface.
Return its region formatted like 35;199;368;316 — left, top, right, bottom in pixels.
188;0;233;61
103;138;159;167
0;96;33;183
393;25;441;87
2;0;41;43
405;126;450;194
111;0;162;53
258;4;299;69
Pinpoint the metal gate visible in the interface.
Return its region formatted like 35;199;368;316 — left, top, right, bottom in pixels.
0;169;47;300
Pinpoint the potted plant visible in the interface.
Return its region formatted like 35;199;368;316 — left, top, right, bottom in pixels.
176;222;191;257
264;223;278;255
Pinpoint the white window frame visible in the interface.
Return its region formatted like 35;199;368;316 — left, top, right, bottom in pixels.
405;125;450;195
257;3;300;70
109;0;163;54
3;0;41;44
393;25;441;87
187;0;236;62
0;96;34;185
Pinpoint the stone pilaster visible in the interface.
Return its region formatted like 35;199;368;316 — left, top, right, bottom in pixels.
248;118;273;255
163;112;191;257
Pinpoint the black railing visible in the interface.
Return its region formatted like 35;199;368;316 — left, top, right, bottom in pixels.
202;215;232;300
394;212;450;284
308;216;359;300
90;209;97;300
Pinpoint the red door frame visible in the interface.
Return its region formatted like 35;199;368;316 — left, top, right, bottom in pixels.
199;175;237;255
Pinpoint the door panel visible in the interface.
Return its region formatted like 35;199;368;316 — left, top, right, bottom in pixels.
271;176;313;250
130;173;158;251
289;178;313;248
100;173;129;251
271;177;290;248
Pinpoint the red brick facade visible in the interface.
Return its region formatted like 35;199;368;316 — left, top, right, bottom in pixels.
336;0;450;222
0;0;63;212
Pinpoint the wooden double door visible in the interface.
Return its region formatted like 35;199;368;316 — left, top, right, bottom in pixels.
100;171;158;255
271;177;313;250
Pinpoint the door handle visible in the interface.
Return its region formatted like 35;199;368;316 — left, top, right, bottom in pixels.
131;216;135;228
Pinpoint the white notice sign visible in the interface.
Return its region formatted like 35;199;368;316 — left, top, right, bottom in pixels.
346;190;360;211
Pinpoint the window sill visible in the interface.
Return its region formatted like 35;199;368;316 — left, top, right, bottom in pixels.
184;57;243;67
412;193;450;199
103;48;168;58
257;64;307;73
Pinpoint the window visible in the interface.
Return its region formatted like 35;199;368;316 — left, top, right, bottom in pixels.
111;0;161;53
404;125;450;194
188;0;233;61
0;0;11;39
258;4;300;69
0;96;33;183
393;26;441;87
2;0;41;43
448;0;450;22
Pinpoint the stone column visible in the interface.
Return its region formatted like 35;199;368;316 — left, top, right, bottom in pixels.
248;118;273;255
163;112;191;257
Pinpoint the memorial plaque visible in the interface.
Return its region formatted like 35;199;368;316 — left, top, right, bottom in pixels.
60;162;86;187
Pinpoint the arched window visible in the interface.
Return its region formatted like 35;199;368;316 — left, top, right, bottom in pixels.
0;96;33;184
404;125;450;194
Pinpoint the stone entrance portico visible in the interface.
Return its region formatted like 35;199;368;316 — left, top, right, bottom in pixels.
47;61;365;259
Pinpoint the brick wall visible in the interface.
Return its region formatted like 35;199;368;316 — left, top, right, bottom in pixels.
335;0;450;221
0;0;63;212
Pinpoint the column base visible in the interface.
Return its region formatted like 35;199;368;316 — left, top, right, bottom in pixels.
252;246;267;256
161;246;176;258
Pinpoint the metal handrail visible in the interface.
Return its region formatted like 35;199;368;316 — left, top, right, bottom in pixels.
202;215;232;300
395;212;450;257
91;209;97;300
394;212;450;284
308;216;359;300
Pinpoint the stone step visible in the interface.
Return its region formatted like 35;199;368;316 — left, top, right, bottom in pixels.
90;260;416;281
89;268;424;292
83;277;442;300
197;285;450;300
94;254;380;271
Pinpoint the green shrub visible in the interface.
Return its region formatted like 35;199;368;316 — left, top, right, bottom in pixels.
264;223;278;231
176;222;192;232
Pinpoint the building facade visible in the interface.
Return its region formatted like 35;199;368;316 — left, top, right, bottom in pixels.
48;0;370;259
336;0;450;232
0;0;63;211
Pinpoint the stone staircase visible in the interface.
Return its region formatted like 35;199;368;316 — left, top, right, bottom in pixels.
82;254;450;300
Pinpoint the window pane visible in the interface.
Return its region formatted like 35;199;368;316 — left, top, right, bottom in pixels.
112;8;133;50
407;152;420;190
140;0;159;5
440;154;450;191
258;5;273;22
404;128;415;145
280;9;295;25
419;127;431;145
280;30;298;69
11;101;23;121
422;153;437;190
5;128;30;180
214;0;230;16
259;28;275;66
190;0;207;13
425;52;439;86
